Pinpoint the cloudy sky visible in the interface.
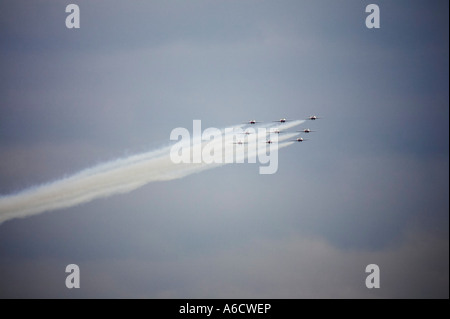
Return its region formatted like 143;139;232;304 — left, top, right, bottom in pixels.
0;0;448;298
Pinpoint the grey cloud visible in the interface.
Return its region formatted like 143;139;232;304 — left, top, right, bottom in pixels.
0;0;447;298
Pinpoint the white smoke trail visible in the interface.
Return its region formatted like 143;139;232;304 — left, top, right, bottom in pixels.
0;120;304;224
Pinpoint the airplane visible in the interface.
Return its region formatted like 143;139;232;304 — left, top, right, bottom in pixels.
273;118;294;123
244;120;261;124
307;115;320;120
238;131;252;135
297;128;315;133
232;140;247;145
292;137;306;142
268;128;283;134
265;140;276;144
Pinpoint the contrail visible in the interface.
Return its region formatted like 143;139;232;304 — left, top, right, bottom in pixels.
0;120;304;224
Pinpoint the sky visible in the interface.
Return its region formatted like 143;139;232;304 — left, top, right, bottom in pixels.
0;0;448;298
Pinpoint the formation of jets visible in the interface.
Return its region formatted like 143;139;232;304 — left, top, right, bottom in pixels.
245;116;320;125
239;116;320;145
